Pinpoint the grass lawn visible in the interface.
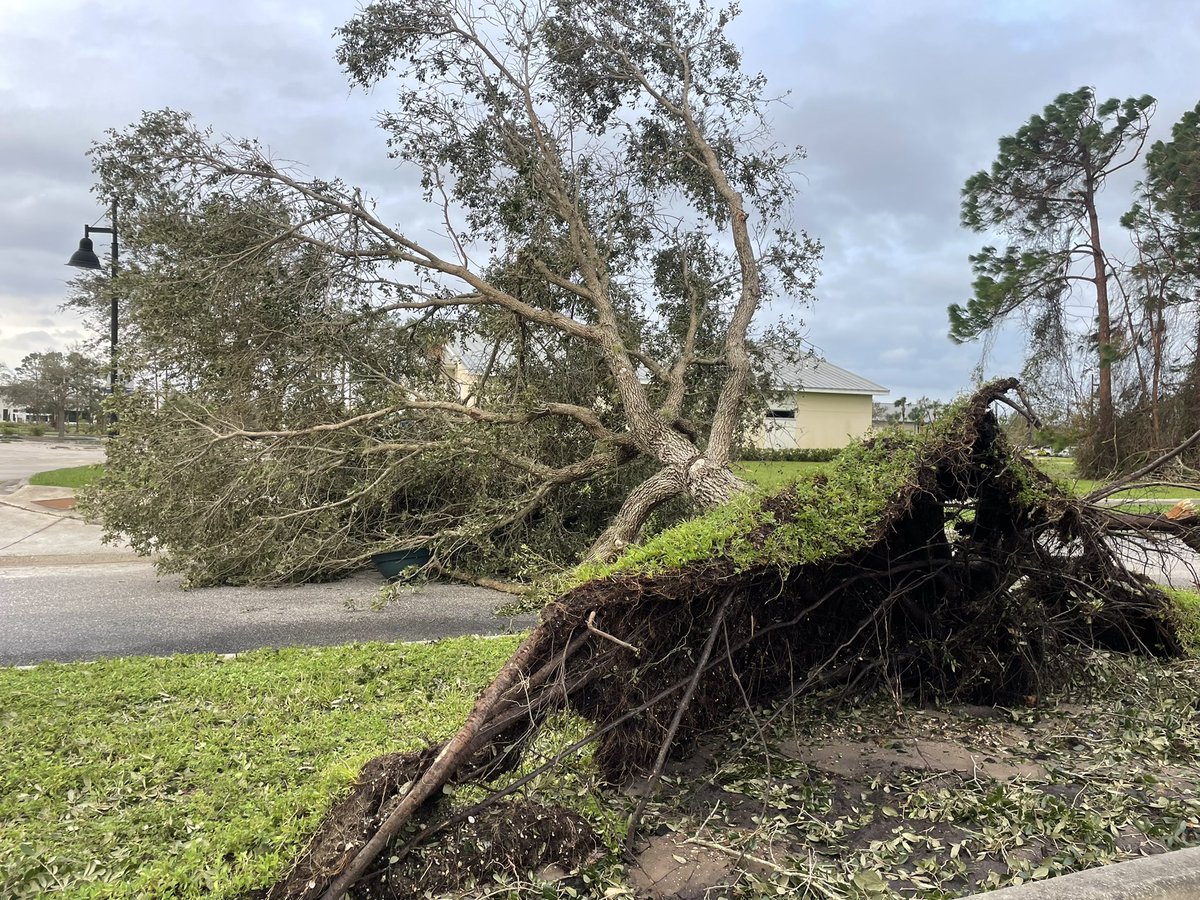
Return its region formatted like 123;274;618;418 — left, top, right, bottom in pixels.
6;609;1200;898
1031;457;1200;504
0;636;521;899
27;464;105;490
733;460;830;490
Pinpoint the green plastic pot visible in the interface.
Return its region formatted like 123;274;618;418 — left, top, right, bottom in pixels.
371;548;432;580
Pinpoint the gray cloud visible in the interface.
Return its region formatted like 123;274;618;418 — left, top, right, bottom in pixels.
2;0;1198;405
728;0;1200;399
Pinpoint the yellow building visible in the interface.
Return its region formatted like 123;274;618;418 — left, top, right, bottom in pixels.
751;356;888;450
444;339;887;452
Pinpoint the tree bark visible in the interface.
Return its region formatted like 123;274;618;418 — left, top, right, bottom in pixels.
587;459;747;562
1151;301;1164;449
1086;185;1116;469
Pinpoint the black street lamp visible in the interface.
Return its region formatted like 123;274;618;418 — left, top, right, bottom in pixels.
67;199;119;409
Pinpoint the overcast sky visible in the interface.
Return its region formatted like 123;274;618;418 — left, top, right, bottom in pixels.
2;0;1197;401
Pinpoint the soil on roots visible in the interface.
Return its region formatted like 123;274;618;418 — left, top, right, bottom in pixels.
257;750;437;900
258;750;599;900
352;801;599;898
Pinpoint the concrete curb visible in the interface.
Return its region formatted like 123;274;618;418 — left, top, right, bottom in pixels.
0;485;140;565
0;485;84;518
964;846;1200;899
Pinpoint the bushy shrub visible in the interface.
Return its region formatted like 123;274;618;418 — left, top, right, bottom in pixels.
737;446;843;463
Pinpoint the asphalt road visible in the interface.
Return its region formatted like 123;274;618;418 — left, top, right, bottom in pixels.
0;564;533;666
0;439;531;666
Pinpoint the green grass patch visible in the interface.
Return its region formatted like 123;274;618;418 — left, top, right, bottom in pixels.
1033;457;1200;503
28;464;106;490
0;636;522;898
1162;586;1200;655
734;459;831;489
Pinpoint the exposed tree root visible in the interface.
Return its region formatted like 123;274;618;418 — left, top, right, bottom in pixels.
354;800;597;899
261;379;1196;900
258;749;597;900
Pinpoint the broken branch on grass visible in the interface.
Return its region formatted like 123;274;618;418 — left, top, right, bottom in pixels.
1087;425;1200;502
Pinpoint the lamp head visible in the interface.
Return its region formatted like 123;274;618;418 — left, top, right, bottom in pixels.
67;236;103;270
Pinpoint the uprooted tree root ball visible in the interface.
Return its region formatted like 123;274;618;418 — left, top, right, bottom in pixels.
262;380;1196;899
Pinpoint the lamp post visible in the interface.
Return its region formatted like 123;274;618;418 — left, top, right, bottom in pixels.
67;199;119;417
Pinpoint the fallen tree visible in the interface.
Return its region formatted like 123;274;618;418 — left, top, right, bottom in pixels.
260;380;1197;900
85;0;820;588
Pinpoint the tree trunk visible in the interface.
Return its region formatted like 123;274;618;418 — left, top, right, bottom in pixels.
1150;301;1164;449
1086;188;1116;470
590;349;752;558
587;458;747;562
1189;315;1200;447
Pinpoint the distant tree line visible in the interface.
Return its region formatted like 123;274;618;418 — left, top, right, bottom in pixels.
0;350;106;436
950;88;1200;474
886;395;946;430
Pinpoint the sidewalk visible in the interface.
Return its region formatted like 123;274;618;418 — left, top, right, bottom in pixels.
0;485;139;567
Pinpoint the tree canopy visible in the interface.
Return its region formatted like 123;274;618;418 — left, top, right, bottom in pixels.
1113;101;1200;457
1144;100;1200;241
82;0;819;585
949;87;1155;470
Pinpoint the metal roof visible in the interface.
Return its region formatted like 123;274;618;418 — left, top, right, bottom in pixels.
766;352;888;396
447;337;503;373
447;336;887;396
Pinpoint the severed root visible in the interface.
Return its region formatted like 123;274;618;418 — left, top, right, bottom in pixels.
266;749;438;900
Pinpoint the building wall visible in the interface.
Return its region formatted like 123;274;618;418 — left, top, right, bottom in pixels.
1;396;29;423
748;391;875;449
794;392;873;448
755;414;801;449
449;360;478;401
